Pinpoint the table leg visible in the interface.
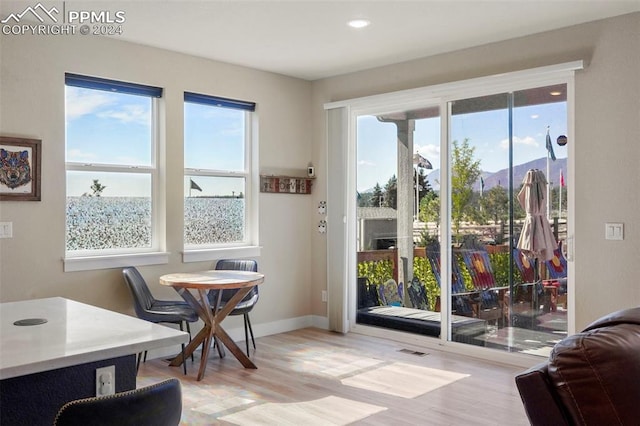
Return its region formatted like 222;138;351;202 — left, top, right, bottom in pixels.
170;284;259;380
168;287;218;381
168;288;211;367
214;323;257;369
212;289;225;359
169;326;208;367
209;287;257;369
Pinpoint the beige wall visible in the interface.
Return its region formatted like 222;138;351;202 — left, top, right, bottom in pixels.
0;33;314;330
310;12;640;329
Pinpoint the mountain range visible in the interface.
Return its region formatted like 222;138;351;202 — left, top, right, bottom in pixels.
425;157;567;192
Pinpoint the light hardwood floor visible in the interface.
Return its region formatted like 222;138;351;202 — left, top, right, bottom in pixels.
138;328;530;425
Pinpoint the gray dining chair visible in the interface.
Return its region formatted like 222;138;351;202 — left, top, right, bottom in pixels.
207;259;260;356
122;266;198;374
54;378;182;426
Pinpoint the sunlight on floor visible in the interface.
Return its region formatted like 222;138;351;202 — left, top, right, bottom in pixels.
219;395;386;426
341;362;470;398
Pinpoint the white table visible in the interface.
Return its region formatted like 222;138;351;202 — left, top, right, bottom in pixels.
0;297;189;425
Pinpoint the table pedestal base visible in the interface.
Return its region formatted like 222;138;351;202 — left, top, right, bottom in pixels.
169;286;257;380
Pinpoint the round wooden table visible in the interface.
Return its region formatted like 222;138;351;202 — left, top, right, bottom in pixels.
159;270;264;381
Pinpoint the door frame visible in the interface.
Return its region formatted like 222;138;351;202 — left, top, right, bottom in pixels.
325;61;581;363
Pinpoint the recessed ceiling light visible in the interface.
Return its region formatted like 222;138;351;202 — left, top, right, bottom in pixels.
348;19;370;29
550;91;562;96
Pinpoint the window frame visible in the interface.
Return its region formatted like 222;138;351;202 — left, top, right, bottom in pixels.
182;92;260;263
63;74;167;272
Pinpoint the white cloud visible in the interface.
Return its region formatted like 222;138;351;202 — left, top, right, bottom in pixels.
67;149;97;162
66;87;149;125
500;136;538;149
358;160;376;166
65;87;114;120
98;104;150;126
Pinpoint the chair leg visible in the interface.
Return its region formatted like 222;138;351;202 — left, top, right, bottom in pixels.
179;322;187;375
243;315;250;356
186;322;194;362
245;314;256;353
180;343;187;375
136;352;142;373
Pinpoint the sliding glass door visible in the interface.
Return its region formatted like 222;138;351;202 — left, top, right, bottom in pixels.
353;83;570;357
355;107;441;336
448;85;569;354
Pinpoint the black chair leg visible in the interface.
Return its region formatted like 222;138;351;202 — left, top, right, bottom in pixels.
179;322;187;375
180;343;187;375
245;314;256;354
243;315;250;356
136;352;142;373
185;322;194;362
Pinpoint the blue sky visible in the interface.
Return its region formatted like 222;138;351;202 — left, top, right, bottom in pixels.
66;87;245;197
357;100;567;192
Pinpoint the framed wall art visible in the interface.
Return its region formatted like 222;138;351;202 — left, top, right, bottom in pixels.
0;136;41;201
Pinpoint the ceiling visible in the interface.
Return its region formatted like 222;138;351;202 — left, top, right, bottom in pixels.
3;1;640;80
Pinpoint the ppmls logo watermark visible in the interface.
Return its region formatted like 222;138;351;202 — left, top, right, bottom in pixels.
1;2;126;36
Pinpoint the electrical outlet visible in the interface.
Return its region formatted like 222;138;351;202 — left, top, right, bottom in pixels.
96;365;115;396
321;290;327;302
0;222;12;238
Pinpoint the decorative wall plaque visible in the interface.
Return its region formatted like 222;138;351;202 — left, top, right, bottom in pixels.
260;175;314;194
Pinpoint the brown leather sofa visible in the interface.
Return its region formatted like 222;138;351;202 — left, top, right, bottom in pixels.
515;307;640;425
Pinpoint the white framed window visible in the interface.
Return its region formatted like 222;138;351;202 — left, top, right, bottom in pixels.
183;92;259;262
64;73;167;272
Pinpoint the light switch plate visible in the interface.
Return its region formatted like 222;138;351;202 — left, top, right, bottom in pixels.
605;223;624;240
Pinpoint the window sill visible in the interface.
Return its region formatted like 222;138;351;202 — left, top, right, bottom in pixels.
63;252;170;272
182;246;261;263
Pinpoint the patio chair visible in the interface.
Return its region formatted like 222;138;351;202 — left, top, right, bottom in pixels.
378;279;403;306
544;241;568;309
458;248;504;323
509;249;546;322
425;246;474;316
545;241;567;280
407;276;429;310
358;276;381;308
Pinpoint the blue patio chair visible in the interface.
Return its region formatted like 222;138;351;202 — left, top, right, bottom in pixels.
407;276;429;310
425;246;473;316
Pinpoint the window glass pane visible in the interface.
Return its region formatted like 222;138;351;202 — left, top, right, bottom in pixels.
66;171;152;251
184;176;245;245
355;108;442;331
65;87;152;166
184;103;245;171
447;85;568;354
